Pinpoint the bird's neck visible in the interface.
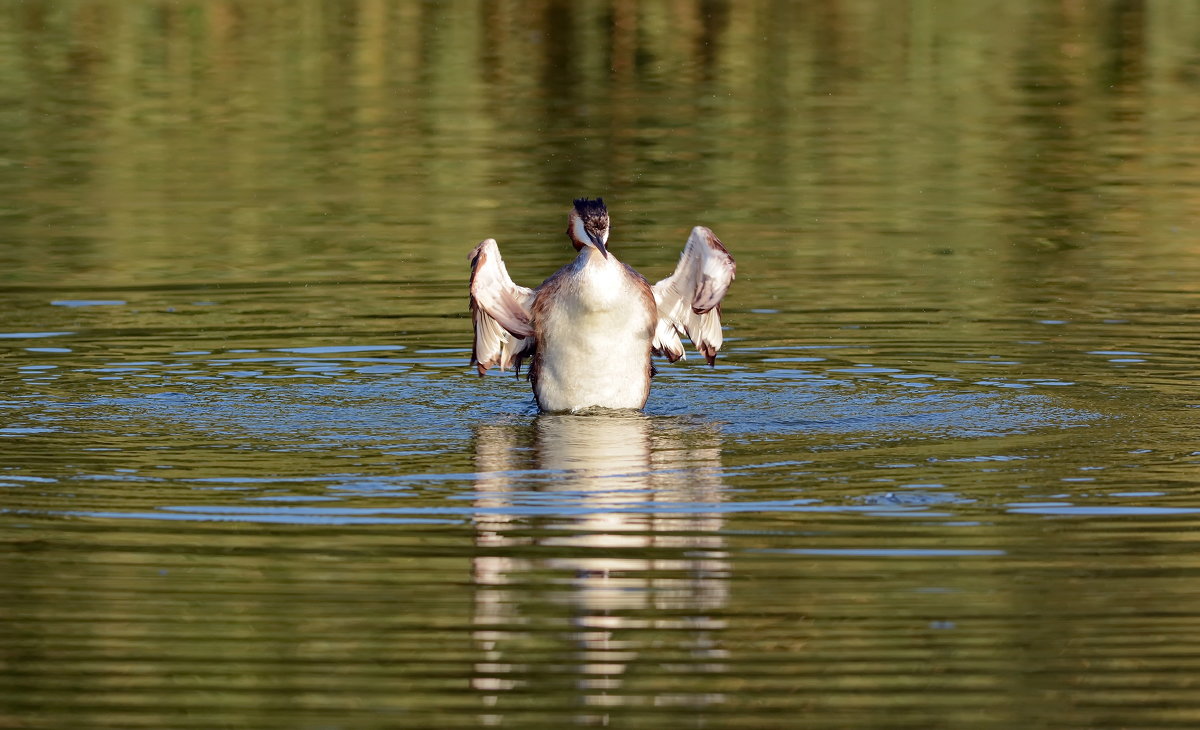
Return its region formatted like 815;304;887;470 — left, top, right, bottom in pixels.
568;247;625;309
576;246;615;268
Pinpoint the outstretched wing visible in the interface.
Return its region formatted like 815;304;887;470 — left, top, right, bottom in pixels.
469;238;536;375
651;226;735;365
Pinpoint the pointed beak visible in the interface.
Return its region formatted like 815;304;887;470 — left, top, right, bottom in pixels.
589;235;609;259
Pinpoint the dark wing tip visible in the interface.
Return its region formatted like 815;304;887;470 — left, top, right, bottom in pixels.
708;230;732;257
693;225;730;251
468;240;491;286
652;344;685;363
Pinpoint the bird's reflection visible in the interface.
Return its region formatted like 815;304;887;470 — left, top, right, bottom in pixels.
471;412;728;719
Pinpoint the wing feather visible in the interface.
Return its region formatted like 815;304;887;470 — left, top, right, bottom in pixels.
469;239;536;375
651;227;735;366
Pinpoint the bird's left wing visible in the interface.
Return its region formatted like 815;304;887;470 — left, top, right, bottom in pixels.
651;226;736;365
469;238;536;375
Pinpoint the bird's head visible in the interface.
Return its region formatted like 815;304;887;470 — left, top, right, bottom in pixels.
566;197;610;258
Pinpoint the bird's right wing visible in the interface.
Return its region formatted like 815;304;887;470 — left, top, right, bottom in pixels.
651;226;736;365
469;238;536;375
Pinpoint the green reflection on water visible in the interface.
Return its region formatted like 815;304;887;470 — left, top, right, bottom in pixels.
2;1;1200;728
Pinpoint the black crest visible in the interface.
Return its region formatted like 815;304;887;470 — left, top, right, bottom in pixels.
572;197;609;242
573;197;607;218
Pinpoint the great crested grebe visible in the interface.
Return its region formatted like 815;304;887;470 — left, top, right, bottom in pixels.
469;198;735;412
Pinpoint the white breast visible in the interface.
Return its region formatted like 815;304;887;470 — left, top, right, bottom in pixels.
534;254;654;412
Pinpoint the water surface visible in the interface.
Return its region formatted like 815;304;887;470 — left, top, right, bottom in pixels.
3;2;1200;728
